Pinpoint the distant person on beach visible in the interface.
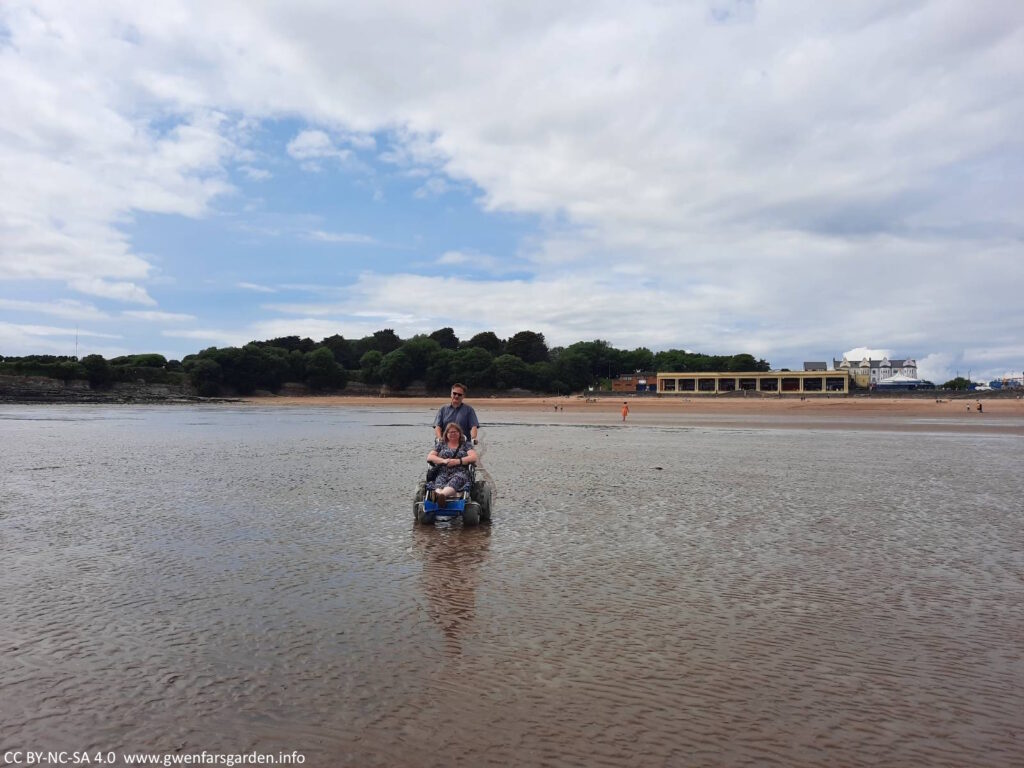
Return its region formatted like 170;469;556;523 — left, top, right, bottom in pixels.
434;382;479;444
977;402;983;413
621;401;629;422
426;422;478;505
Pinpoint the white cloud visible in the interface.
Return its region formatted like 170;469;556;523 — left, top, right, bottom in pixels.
307;230;377;244
414;177;452;199
2;1;1022;373
237;282;277;293
0;298;109;321
0;321;120;340
841;347;894;362
437;250;520;275
68;278;156;306
239;165;272;181
0;322;121;357
161;328;252;346
122;310;196;322
286;130;350;168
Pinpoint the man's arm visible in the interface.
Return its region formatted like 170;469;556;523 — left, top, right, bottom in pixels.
433;407;444;439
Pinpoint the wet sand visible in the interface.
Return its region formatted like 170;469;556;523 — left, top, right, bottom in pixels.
241;394;1024;435
3;405;1023;766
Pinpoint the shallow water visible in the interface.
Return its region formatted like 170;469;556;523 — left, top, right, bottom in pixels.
2;405;1022;767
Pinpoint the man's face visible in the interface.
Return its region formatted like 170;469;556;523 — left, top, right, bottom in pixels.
450;388;465;407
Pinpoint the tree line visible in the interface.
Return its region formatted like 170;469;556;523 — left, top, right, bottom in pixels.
1;328;770;397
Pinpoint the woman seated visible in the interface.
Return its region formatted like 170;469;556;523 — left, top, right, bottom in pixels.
426;422;478;505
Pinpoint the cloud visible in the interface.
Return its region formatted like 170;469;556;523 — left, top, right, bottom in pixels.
122;310;197;322
286;130;350;171
0;321;120;340
841;347;894;362
68;278;156;306
437;250;520;275
237;282;277;293
161;327;252;346
414;177;452;199
2;1;1022;376
0;321;120;357
239;165;272;181
0;298;109;321
307;230;377;244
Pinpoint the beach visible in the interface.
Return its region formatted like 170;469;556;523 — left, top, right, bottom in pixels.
239;393;1024;434
3;403;1023;766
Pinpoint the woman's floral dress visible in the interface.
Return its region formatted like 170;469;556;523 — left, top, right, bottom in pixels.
426;439;472;493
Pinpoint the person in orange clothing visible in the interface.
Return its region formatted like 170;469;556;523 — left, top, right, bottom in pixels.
621;401;629;422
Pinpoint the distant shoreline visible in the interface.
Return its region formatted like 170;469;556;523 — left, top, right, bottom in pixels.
238;392;1024;416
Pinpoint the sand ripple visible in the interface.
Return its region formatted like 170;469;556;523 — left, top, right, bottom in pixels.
1;405;1022;766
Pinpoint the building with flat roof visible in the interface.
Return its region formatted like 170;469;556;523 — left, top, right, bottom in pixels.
657;370;850;395
612;371;657;392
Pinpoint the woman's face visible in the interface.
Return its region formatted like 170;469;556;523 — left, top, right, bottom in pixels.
445;428;461;442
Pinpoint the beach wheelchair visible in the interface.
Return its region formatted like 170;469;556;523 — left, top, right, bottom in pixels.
413;460;493;526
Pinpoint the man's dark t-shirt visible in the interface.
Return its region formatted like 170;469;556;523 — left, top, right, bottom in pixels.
434;403;479;437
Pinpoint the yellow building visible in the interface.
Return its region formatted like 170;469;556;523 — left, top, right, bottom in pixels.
657;370;849;395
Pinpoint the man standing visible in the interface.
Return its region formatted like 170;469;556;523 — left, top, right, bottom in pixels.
434;382;480;443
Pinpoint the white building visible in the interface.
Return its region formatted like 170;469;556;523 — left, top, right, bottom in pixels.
833;355;918;388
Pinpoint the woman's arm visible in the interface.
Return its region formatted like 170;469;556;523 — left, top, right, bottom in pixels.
461;449;478;465
427;448;446;465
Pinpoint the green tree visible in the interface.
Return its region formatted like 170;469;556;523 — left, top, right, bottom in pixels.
320;334;358;369
305;347;346;390
371;329;403;355
81;354;112;387
380;348;416;390
565;340;618;380
428;327;460;350
253;336;315;353
451;347;494;388
528;361;554;392
554;350;593;391
400;336;443;378
288;349;307;382
53;361;84;381
505;330;549;363
360;350;384;385
463;331;503;355
621;347;654;373
110;353;167;368
188;358;223;397
493;354;530;389
942;377;971;390
425;349;455;391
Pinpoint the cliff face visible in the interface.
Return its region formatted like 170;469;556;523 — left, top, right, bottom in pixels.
0;374;198;403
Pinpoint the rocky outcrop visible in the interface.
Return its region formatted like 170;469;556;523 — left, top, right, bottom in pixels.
0;374;200;403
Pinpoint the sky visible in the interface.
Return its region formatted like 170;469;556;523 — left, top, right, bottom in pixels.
1;0;1023;384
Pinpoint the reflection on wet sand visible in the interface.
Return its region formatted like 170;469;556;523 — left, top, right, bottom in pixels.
2;405;1023;767
412;524;491;656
